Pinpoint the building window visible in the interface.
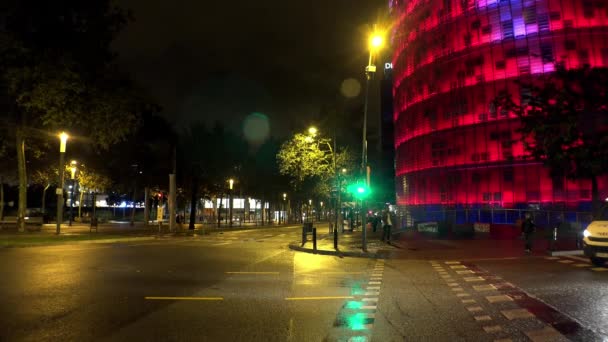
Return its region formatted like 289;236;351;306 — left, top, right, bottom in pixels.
579;49;590;67
583;0;594;18
493;192;502;201
503;169;514;182
523;5;537;24
565;40;576;51
540;43;554;63
549;11;561;21
483;192;491;201
502;20;514;39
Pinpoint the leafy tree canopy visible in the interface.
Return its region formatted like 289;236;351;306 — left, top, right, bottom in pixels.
495;66;608;216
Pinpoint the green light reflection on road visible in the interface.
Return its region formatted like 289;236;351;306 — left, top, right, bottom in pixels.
346;313;368;330
345;301;363;310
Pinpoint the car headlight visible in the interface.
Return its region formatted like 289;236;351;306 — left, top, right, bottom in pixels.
583;230;591;238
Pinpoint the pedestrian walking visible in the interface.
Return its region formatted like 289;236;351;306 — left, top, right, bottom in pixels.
381;205;393;243
521;213;536;253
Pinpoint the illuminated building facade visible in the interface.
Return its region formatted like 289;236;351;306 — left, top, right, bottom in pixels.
391;0;608;215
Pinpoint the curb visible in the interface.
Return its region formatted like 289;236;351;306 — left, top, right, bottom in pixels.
549;249;583;256
288;242;390;259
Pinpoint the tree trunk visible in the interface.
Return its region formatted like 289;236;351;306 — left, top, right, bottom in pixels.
217;196;223;228
16;130;27;232
0;176;4;222
130;181;137;226
189;174;198;230
591;175;601;219
93;193;97;217
78;191;84;219
42;184;50;214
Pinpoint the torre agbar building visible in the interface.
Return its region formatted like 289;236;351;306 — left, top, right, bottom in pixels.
391;0;608;218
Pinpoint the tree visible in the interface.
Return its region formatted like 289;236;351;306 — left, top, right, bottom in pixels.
277;131;355;220
77;168;112;219
1;1;145;230
495;66;608;218
30;166;57;215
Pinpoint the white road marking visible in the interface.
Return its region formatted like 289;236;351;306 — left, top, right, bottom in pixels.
474;315;492;321
558;260;574;264
501;308;534;320
564;255;589;262
363;297;378;302
591;267;608;272
483;325;502;333
369;281;381;285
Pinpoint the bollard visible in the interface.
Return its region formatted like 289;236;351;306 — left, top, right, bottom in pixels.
312;228;317;251
550;227;558;251
334;227;338;250
302;225;307;246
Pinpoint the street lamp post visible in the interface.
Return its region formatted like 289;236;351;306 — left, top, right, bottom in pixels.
56;132;69;234
361;30;384;252
69;161;77;226
229;179;234;227
282;193;287;224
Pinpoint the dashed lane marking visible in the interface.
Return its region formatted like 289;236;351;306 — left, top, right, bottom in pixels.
573;263;591;267
445;261;461;264
467;306;484;313
486;295;513;303
364;291;380;296
452;288;464;292
367;286;381;290
456;270;476;274
591;267;608;272
462;299;476;304
450;265;468;269
456;293;471;297
564;255;589;262
464;276;486;282
524;326;569;342
369;281;382;285
363;297;378;302
501;308;534;320
473;284;497;292
474;315;492;321
557;260;574;264
483;325;503;333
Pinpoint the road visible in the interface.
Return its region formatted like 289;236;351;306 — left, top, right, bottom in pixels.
1;225;608;341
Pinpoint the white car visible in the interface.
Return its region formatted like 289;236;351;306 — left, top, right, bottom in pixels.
583;221;608;266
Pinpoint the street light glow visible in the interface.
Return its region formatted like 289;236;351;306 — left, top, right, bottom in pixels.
308;126;318;136
229;178;234;190
370;34;384;50
59;132;69;153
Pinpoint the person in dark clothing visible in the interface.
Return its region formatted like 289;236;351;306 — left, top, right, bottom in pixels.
521;213;536;253
381;205;393;243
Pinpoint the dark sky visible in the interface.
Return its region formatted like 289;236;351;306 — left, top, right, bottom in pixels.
112;0;386;137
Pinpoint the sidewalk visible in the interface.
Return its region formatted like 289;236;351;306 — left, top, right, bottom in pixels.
288;223;400;258
289;225;584;260
389;230;582;260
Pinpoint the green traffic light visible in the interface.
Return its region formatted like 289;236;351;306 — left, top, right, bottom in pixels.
347;182;370;199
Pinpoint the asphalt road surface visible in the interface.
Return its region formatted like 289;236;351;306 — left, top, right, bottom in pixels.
1;225;608;341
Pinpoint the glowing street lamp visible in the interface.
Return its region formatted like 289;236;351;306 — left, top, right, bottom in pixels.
228;178;235;227
361;27;385;252
308;126;318;136
56;132;69;234
69;161;78;226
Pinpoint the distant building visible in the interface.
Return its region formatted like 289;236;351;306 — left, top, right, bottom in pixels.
391;0;608;218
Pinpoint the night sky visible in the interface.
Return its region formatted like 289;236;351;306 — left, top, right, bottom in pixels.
112;0;386;137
